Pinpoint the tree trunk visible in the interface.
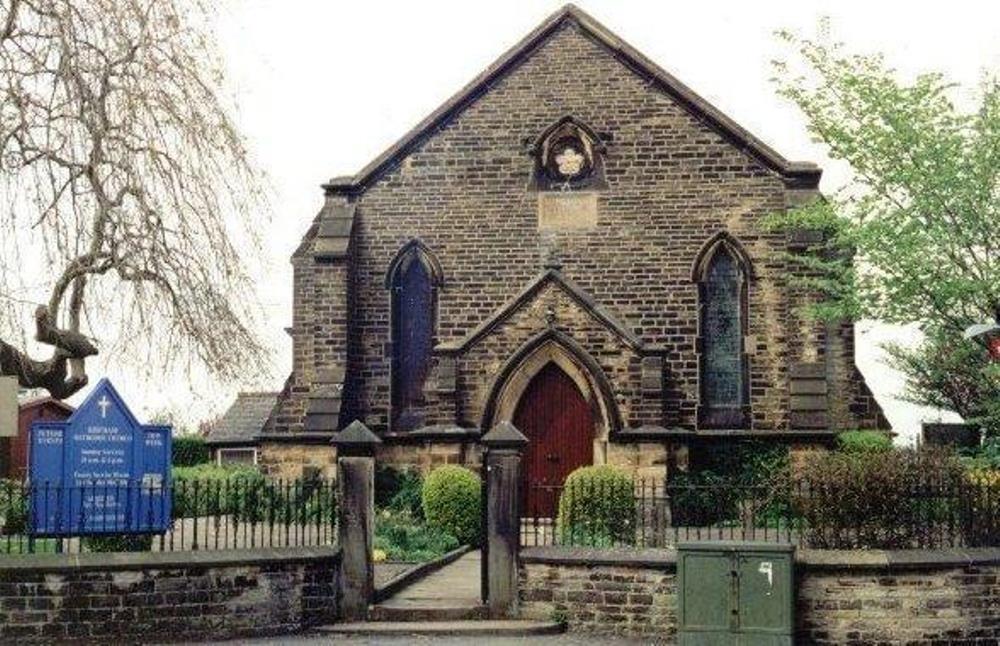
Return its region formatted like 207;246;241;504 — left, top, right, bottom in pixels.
0;306;97;399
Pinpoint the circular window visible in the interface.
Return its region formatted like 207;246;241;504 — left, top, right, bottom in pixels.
544;135;591;181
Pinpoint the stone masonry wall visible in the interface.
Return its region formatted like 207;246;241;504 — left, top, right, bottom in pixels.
520;547;1000;644
257;442;338;480
0;548;340;643
798;558;1000;644
276;16;885;445
520;551;677;639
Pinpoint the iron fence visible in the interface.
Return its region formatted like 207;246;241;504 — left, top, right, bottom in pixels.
520;478;1000;549
0;478;338;555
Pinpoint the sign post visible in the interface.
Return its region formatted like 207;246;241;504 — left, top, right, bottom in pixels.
28;379;171;536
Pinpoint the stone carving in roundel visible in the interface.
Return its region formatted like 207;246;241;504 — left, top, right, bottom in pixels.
532;117;606;191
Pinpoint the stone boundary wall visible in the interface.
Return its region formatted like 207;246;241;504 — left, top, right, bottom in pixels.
520;547;1000;644
0;547;341;643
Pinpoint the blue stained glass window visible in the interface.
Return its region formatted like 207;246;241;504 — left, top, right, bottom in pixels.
702;249;743;408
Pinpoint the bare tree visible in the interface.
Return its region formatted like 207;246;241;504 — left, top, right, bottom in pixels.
0;0;269;398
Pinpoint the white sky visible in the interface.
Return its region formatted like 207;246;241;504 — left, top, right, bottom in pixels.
53;0;999;442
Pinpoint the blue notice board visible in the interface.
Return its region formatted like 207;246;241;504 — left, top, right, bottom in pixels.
28;379;172;536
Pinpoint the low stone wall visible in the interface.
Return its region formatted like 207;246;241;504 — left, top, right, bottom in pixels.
520;546;1000;644
0;547;340;643
520;549;678;638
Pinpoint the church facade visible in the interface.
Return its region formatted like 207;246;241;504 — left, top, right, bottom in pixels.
256;5;886;485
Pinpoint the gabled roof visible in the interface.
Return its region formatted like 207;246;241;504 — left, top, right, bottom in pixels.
323;3;820;197
436;267;642;353
17;393;74;415
205;392;278;446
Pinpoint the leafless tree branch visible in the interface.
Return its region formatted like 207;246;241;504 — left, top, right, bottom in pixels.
0;0;270;399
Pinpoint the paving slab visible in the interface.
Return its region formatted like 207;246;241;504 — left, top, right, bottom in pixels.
375;549;481;609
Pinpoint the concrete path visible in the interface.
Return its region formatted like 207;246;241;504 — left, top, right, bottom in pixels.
376;549;481;610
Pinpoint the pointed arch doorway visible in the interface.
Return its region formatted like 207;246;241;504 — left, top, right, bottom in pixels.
513;362;594;518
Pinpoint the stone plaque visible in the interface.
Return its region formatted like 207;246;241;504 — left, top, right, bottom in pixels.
0;377;16;438
537;192;598;231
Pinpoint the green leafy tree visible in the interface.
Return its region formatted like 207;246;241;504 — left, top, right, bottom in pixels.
769;25;1000;435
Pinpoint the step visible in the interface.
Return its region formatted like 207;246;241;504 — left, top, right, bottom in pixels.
367;603;487;622
314;619;566;637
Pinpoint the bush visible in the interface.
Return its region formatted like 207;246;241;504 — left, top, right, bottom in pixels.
960;437;1000;471
835;430;893;455
171;435;210;467
374;508;460;562
171;464;266;520
0;479;27;535
556;465;635;547
375;465;424;518
82;534;153;553
793;447;967;548
688;440;790;486
421;466;481;546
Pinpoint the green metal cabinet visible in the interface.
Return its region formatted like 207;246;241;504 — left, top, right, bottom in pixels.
677;541;794;646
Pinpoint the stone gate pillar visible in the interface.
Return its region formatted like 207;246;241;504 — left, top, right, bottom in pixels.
481;421;528;619
332;420;381;621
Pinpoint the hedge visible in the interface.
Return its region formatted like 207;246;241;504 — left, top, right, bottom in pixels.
0;479;27;535
172;434;210;467
793;447;969;548
835;430;893;455
421;465;481;546
556;465;635;547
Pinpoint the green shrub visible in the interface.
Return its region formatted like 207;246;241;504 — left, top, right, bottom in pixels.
390;471;424;518
688;440;790;486
960;437;1000;471
375;466;424;518
666;470;743;527
82;534;153;553
835;430;893;455
556;465;635;547
374;508;459;562
421;466;481;546
171;464;266;520
171;435;210;467
0;479;27;535
793;447;966;548
375;465;404;508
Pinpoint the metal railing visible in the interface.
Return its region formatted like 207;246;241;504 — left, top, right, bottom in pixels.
520;478;1000;549
0;478;338;555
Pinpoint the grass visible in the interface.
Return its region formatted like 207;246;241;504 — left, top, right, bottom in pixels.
374;508;460;562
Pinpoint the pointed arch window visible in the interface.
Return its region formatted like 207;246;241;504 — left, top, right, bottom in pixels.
694;235;752;429
388;242;442;431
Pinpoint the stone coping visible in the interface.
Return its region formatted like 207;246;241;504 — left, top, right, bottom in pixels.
0;545;341;574
520;546;1000;572
797;547;1000;572
521;547;677;569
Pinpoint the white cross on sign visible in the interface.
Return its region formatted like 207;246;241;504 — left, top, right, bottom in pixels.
97;395;111;419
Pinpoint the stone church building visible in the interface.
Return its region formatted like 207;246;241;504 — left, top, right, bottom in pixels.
254;5;887;492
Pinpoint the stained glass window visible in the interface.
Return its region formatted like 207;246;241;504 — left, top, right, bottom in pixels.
391;254;435;430
702;248;743;408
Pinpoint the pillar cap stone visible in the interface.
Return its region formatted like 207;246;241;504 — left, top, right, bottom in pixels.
481;420;528;449
331;420;382;456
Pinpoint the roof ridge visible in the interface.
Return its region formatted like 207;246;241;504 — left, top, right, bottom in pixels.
321;3;820;198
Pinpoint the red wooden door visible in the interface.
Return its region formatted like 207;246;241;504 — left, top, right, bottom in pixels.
513;363;593;518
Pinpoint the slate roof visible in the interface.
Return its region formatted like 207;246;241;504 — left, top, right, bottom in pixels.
205;392;278;446
17;392;74;414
